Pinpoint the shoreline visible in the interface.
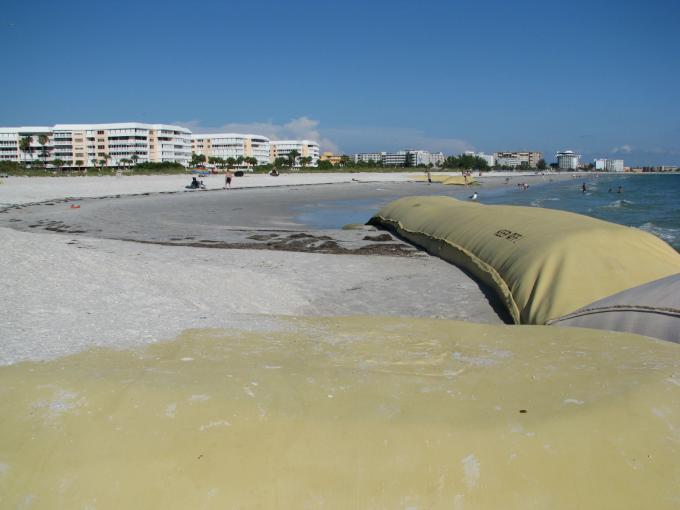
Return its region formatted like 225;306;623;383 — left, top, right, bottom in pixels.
0;170;583;207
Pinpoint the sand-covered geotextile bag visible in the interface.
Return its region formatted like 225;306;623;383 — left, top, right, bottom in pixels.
370;196;680;324
3;316;680;508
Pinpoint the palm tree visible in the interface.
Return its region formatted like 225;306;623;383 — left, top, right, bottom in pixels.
100;153;110;168
52;158;64;172
131;154;139;167
236;155;245;167
287;149;300;169
37;134;49;169
19;135;32;165
226;157;236;168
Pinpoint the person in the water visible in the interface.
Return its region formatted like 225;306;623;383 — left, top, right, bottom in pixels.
582;183;587;193
618;185;624;193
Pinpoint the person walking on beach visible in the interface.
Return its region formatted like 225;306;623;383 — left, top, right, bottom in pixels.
224;171;233;190
426;170;432;184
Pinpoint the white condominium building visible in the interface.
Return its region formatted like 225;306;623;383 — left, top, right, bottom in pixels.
494;151;543;168
406;150;445;167
270;140;320;167
556;150;581;170
0;123;192;167
594;158;624;172
191;133;271;166
0;126;51;163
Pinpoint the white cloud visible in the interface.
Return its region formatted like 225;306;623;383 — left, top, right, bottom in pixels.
176;117;339;153
611;144;633;154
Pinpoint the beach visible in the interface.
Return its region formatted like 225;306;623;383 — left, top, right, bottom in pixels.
2;171;680;508
1;171;570;365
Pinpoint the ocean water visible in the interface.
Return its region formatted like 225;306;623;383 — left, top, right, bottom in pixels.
293;174;680;251
481;174;680;251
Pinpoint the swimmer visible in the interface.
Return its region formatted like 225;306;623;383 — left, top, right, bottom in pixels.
582;183;587;193
470;192;478;201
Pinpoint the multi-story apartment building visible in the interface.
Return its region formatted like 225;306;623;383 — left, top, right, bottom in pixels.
353;152;385;164
382;151;408;166
270;140;320;167
0;123;192;167
0;126;52;163
594;158;624;172
429;152;445;167
494;151;543;168
353;150;444;167
556;150;581;170
405;150;446;167
191;133;270;166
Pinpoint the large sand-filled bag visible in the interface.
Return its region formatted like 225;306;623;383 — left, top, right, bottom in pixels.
549;272;680;342
410;174;451;183
409;174;477;185
370;196;680;324
443;175;476;185
2;316;680;509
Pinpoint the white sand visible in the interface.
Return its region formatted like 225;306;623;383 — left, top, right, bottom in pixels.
0;173;415;206
0;226;501;365
1;172;516;365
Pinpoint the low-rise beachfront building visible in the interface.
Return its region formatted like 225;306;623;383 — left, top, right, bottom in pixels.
0;123;192;167
270;140;320;167
594;158;624;172
556;150;581;170
191;133;270;166
319;152;344;165
494;151;543;168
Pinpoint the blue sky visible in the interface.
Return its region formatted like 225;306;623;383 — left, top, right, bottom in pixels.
1;0;679;165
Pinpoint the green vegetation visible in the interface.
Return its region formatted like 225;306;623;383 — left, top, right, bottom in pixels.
441;154;489;170
0;160;188;176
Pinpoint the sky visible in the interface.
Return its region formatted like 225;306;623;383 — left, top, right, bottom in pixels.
1;0;679;165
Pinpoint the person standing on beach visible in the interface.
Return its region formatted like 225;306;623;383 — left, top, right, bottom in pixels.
426;170;432;184
225;171;233;190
